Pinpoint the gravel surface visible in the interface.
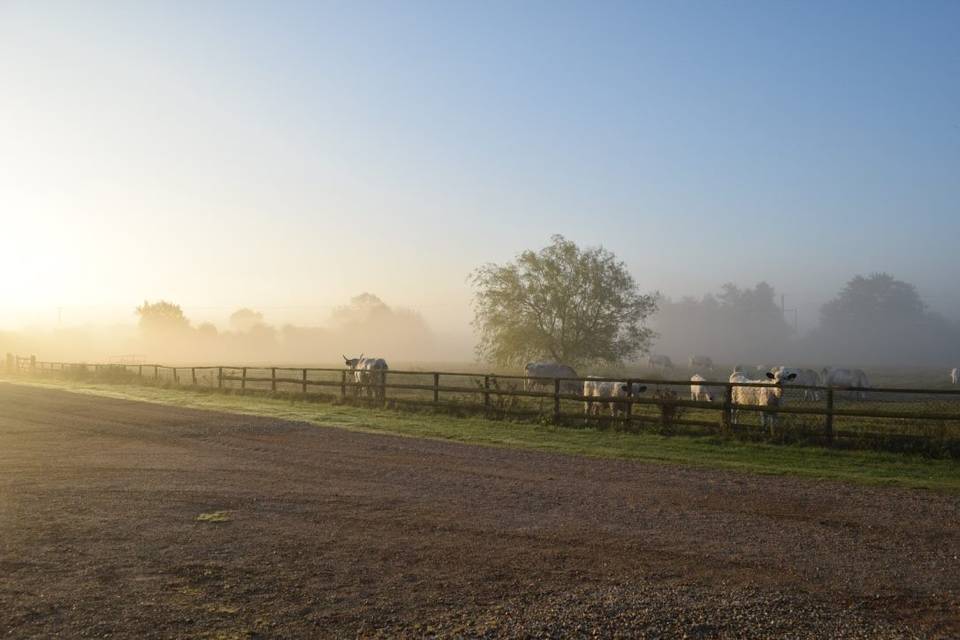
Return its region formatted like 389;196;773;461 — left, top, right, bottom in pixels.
0;382;957;638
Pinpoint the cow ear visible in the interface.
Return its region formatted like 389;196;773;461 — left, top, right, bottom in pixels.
766;372;775;379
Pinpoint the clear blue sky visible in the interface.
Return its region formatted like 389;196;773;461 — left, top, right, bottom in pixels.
1;1;958;331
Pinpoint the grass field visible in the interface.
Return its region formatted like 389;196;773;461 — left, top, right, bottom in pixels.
28;361;960;456
4;374;959;493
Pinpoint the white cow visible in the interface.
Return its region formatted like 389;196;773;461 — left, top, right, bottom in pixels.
821;367;870;400
730;369;797;431
690;374;721;402
952;368;959;385
343;354;389;401
771;366;822;401
853;369;870;398
524;362;579;394
583;378;648;417
688;355;714;370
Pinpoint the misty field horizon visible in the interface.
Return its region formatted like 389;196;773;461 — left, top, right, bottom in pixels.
4;268;960;370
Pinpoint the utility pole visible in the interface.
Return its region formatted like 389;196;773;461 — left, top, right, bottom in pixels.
781;295;798;333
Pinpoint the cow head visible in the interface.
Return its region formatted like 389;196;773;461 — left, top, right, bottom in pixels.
343;354;363;368
766;371;797;384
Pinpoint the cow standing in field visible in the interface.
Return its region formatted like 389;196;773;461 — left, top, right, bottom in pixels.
690;374;721;402
343;355;389;402
648;355;673;370
583;378;648;417
688;356;714;371
729;369;797;433
853;369;870;398
771;366;822;401
951;368;958;385
523;362;580;394
821;367;870;401
524;362;579;411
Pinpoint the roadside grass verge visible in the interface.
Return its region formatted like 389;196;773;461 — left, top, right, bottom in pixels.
3;375;959;492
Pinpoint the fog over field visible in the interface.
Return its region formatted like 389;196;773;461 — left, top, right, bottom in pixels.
3;272;960;369
1;2;958;369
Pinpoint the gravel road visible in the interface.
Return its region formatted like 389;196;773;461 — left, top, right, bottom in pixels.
0;382;957;638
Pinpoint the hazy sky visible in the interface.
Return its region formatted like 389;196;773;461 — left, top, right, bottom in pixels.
2;1;958;333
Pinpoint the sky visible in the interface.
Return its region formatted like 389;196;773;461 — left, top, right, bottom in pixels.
1;0;958;334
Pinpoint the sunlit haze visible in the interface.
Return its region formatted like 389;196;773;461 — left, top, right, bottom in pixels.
2;1;958;361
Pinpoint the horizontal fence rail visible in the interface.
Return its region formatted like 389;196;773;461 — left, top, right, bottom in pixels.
8;355;960;456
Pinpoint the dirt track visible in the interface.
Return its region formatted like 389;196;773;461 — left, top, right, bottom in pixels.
1;383;958;638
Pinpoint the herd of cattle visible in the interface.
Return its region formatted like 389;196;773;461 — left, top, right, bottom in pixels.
526;359;960;428
341;354;960;426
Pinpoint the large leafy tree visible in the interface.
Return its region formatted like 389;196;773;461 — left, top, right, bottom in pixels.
806;273;960;365
820;273;925;331
651;282;793;363
330;293;434;357
470;235;657;367
135;300;190;335
229;307;265;332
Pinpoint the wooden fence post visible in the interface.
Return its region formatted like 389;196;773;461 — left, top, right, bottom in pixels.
191;367;197;385
483;375;491;411
302;368;308;394
241;367;247;394
340;370;347;400
271;367;277;392
172;367;178;384
217;367;223;389
624;379;633;426
825;387;835;446
433;373;440;404
722;383;733;432
553;378;561;424
138;365;143;377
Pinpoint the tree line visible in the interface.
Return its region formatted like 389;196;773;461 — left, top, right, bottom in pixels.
471;236;960;368
134;294;438;363
47;236;960;368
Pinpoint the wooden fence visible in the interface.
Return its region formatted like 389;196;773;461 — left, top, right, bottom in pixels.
8;355;960;453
